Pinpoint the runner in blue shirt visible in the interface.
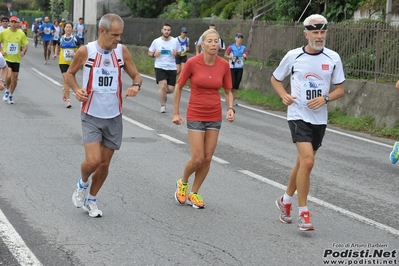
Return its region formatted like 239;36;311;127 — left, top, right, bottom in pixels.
38;16;55;65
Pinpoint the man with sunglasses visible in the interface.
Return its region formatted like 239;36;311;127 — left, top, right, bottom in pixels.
0;17;9;33
0;16;28;104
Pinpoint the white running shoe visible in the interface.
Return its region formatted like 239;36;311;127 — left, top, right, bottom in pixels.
7;96;14;104
160;105;166;113
66;99;72;108
82;198;103;218
3;91;9;102
72;178;88;208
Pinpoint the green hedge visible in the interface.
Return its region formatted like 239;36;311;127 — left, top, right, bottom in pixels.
19;10;44;18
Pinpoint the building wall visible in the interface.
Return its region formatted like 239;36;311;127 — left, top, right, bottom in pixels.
73;0;97;44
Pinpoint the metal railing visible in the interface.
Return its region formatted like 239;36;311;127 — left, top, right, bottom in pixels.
122;18;399;82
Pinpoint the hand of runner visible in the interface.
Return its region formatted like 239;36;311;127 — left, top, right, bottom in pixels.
226;109;235;122
75;88;88;102
124;86;139;98
172;114;184;125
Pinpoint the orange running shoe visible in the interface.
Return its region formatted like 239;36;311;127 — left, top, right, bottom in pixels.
187;193;205;209
174;178;188;204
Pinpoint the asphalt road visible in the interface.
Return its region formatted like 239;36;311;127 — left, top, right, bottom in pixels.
0;39;398;266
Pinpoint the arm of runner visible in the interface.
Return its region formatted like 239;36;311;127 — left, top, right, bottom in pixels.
122;45;142;98
53;44;59;59
271;75;296;106
0;60;7;91
172;83;185;125
66;45;88;102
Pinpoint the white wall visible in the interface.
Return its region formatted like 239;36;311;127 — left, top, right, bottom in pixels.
73;0;97;44
354;9;399;26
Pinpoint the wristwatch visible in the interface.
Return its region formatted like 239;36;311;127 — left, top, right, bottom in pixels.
323;95;330;104
132;83;141;90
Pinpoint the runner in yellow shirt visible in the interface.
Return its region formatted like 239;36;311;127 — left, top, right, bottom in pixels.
0;16;28;104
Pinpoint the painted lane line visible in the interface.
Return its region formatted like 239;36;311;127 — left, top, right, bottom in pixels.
33;67;392;149
220;98;393;148
31;68;62;87
157;134;186;144
212;156;230;164
122;116;154;131
0;209;43;265
239;169;399;236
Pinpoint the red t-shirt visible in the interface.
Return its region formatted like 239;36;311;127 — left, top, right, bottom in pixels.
177;54;232;121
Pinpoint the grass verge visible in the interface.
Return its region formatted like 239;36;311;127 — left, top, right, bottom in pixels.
131;49;399;139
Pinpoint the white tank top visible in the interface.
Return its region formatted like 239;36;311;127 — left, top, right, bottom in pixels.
81;41;124;118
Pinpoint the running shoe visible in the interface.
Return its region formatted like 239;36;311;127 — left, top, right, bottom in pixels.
82;198;103;218
187;193;205;209
389;142;399;164
233;99;238;106
72;178;88;208
66;99;72;108
160;105;166;113
7;96;13;104
174;178;188;204
298;211;314;231
275;196;292;224
3;91;9;102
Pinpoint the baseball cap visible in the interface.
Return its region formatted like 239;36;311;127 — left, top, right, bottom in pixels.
181;27;187;33
10;16;18;22
235;33;244;38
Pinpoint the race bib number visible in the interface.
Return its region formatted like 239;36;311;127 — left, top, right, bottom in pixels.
7;43;18;54
160;49;171;56
300;80;325;107
92;67;118;93
234;57;244;67
44;27;51;34
63;49;74;61
54;35;59;40
180;45;186;54
77;32;83;38
21;25;26;29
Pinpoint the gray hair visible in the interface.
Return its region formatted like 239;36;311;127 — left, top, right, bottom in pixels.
303;14;328;32
201;29;219;42
98;13;124;31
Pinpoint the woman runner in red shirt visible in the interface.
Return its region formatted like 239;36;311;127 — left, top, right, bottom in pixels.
173;29;235;209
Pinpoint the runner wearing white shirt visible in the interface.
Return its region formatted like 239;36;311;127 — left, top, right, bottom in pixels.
52;20;62;57
148;23;179;113
195;24;225;55
271;14;345;231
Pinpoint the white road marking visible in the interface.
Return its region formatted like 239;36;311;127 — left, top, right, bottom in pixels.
212;156;230;164
18;68;399;260
239;169;399;236
0;209;43;265
31;68;63;87
122;116;154;131
220;99;393;148
157;134;186;144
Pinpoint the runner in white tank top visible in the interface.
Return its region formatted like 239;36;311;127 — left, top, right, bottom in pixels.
66;13;142;218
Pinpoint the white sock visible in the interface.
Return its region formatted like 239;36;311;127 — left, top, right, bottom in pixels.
79;177;89;187
87;194;96;201
282;192;292;204
298;206;308;215
5;89;9;93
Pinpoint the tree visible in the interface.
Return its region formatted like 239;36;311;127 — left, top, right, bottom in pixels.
35;0;50;11
120;0;175;18
50;0;63;20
